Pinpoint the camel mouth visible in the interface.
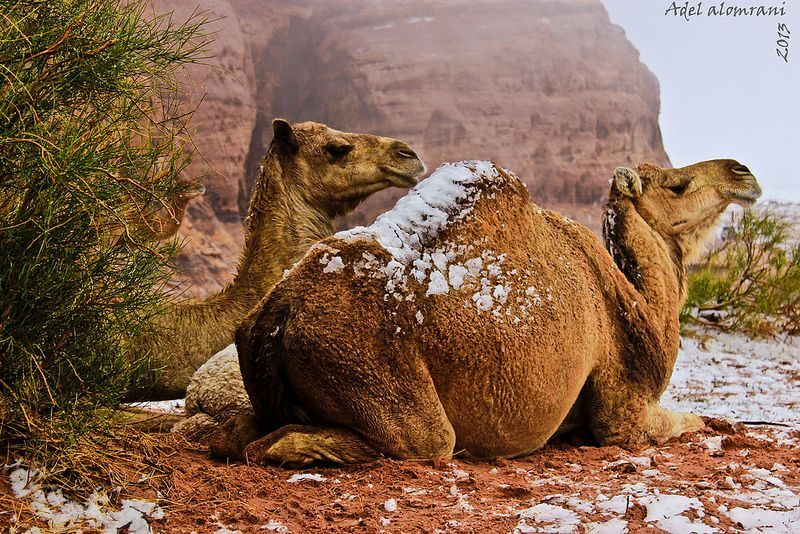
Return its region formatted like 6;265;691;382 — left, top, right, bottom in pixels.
380;164;424;187
723;183;762;207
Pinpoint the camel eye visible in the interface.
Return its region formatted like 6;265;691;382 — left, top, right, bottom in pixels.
732;165;751;176
325;143;353;159
665;181;689;195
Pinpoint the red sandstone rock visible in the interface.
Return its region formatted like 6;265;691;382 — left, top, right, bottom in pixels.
157;0;669;295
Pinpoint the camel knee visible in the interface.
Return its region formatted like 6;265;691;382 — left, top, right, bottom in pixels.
208;414;262;461
396;423;456;460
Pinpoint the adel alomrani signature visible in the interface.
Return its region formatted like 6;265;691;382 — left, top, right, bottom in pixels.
665;1;787;21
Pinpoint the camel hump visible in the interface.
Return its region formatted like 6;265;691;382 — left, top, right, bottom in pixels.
333;160;529;262
275;161;538;309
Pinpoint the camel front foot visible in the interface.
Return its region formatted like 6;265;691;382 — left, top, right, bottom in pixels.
645;404;705;444
243;425;383;468
592;402;705;448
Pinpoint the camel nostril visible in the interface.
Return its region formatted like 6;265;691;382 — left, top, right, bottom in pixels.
731;165;752;177
397;147;418;159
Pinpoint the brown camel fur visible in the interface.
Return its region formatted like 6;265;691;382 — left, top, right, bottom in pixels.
212;159;761;467
127;119;424;400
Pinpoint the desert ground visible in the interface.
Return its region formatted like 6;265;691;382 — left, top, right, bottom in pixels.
2;329;798;533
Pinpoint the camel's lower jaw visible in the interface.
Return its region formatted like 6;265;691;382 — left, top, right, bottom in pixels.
734;197;758;208
726;191;761;207
722;183;762;208
381;166;422;187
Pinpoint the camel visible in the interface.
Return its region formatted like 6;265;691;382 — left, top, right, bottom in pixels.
211;158;761;467
126;119;424;400
132;178;206;241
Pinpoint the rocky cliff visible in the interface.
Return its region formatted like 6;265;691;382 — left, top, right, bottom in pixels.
159;0;670;295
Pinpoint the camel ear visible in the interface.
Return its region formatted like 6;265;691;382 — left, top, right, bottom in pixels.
611;167;643;198
272;119;299;156
634;163;662;182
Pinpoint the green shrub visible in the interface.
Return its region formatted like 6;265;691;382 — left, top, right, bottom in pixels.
0;0;208;458
682;208;800;336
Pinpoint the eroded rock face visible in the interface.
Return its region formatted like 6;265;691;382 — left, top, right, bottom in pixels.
152;0;258;296
159;0;669;295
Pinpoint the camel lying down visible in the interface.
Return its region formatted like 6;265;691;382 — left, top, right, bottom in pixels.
128;120;424;400
212;159;761;467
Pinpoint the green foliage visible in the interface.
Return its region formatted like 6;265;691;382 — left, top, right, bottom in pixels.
682;209;800;336
0;0;209;452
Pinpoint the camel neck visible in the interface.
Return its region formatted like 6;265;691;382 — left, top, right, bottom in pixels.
226;159;333;309
131;158;335;399
603;197;684;342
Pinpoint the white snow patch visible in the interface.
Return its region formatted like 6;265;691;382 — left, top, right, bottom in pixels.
493;284;509;304
640;494;701;521
383;498;398;512
322;255;345;274
286;473;326;483
260;519;289;532
639;494;713;533
6;464;164;533
564;496;595;514
431;251;448;271
597;495;630;515
726;506;800;531
515;503;580;533
586;517;629;534
472;292;494;311
448;264;469;290
426;270;449;296
653;515;716;533
704;436;723;451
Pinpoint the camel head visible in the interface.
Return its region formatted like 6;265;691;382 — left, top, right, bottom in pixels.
174;178;206;204
609;159;762;264
267;119;425;217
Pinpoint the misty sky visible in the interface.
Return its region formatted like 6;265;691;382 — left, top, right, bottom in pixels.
602;0;799;201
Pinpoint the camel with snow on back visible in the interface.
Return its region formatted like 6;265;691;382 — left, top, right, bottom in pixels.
211;159;761;467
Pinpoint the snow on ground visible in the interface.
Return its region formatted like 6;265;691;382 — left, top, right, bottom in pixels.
123;398;185;414
664;330;799;427
508;444;799;533
3;463;163;533
507;329;799;534
7;330;797;532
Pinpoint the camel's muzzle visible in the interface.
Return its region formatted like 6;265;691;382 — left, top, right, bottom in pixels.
723;178;762;207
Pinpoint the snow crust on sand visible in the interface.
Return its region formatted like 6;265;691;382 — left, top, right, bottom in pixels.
663;330;799;426
286;473;326;483
515;502;580;533
5;463;163;533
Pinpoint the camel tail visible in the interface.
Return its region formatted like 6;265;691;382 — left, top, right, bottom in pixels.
235;291;310;433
